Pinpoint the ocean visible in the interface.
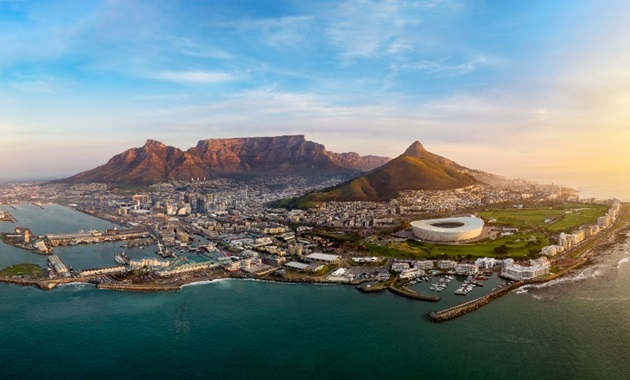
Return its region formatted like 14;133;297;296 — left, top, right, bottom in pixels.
2;204;630;379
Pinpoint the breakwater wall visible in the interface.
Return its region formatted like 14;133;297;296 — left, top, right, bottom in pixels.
1;212;17;223
387;285;440;302
427;281;525;322
357;283;386;293
97;283;181;292
0;277;52;289
0;276;91;290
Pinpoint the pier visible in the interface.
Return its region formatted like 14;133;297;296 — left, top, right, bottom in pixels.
0;211;17;223
387;284;441;302
357;283;387;293
427;281;525;322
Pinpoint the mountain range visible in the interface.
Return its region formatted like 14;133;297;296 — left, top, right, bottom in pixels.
58;135;391;185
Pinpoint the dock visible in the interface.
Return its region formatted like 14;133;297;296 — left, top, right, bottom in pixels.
0;211;17;223
427;281;524;322
387;284;441;302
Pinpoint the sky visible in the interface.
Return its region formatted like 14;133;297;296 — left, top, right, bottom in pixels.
1;0;629;197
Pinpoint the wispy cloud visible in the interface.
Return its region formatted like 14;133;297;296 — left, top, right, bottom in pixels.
393;55;505;77
324;0;461;63
9;76;72;94
131;93;190;100
171;37;232;59
214;15;315;49
150;70;236;84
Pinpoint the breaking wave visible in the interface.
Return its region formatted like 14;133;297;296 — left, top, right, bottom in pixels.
181;279;227;288
617;257;630;267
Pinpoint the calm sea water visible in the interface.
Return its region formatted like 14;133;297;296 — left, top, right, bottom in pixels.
2;204;630;379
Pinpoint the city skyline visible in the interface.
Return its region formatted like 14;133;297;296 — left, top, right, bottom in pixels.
1;0;629;195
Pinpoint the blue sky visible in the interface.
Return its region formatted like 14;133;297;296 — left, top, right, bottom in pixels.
1;0;629;190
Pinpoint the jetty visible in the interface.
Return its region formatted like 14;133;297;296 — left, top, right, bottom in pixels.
357;283;387;293
0;211;17;223
387;284;440;302
428;281;524;322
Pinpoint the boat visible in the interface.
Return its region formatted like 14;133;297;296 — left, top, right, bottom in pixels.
114;251;129;265
455;287;467;295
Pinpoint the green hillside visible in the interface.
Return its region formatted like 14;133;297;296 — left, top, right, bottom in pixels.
279;142;476;207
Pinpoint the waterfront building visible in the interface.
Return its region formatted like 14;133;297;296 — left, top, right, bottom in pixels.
437;260;457;269
79;266;127;277
416;260;435;270
540;245;559;257
15;227;32;244
391;262;410;272
129;257;171;269
33;240;49;254
305;253;341;264
454;264;479;276
157;261;216;277
285;261;309;272
598;215;612;229
474;257;496;269
47;255;71;278
501;257;550;280
400;268;425;279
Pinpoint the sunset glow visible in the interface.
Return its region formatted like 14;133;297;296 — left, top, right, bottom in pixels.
1;0;629;197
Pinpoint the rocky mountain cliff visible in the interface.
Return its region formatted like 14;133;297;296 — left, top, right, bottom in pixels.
59;135;390;185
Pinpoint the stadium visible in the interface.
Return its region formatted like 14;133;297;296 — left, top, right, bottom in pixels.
410;216;484;242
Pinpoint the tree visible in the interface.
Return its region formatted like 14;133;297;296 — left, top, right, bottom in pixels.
494;244;508;254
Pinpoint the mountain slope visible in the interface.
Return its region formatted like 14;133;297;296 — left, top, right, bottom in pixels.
285;141;476;205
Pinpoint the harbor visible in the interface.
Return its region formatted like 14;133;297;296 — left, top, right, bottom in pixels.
1;201;628;325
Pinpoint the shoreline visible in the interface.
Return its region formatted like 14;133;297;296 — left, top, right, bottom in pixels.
0;204;627;322
1;221;626;297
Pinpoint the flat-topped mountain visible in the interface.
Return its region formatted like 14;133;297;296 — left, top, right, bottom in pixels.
58;135;390;185
280;141;476;206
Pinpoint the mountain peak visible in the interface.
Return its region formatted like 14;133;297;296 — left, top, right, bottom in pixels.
143;139;167;150
403;141;427;157
284;141;475;205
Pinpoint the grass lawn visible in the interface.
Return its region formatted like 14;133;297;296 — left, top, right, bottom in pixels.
361;203;619;260
479;203;608;232
0;263;44;278
365;232;549;260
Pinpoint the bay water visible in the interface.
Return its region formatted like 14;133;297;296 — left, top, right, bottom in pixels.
2;204;630;379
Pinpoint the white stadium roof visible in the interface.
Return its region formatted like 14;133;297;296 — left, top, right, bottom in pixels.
411;216;484;242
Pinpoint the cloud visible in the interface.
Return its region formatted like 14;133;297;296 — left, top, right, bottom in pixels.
392;55;505;77
150;70;236;84
9;76;73;94
324;0;461;63
171;37;233;59
131;93;190;100
326;0;404;61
